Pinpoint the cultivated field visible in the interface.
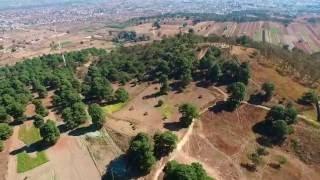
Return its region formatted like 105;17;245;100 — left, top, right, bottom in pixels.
129;19;320;54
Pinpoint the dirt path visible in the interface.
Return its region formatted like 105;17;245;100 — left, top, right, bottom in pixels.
152;119;196;180
152;99;221;180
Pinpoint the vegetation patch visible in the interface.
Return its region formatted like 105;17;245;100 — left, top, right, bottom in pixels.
159;102;174;119
17;151;49;173
18;124;42;145
103;102;126;114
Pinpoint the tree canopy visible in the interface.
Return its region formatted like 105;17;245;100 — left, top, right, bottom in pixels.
62;102;87;129
226;82;246;111
40;120;60;145
179;103;199;127
164;160;213;180
127;133;156;174
153;131;178;158
88;103;105;128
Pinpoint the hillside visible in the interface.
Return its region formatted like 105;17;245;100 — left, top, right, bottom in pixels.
0;34;319;180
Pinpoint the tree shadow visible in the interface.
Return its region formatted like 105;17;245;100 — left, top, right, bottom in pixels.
252;121;285;146
248;93;264;105
57;124;69;134
169;81;183;94
195;80;212;88
68;124;100;136
143;91;161;100
208;100;231;113
102;155;129;180
10;140;51;155
163;121;183;131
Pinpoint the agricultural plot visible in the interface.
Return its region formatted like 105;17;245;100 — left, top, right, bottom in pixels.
193;20;320;53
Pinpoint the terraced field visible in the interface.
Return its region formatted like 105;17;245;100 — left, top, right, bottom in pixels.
192;20;320;53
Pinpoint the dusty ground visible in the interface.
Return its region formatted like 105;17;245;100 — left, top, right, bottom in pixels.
107;82;218;139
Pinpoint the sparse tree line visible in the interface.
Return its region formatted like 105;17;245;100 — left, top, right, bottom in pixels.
206;34;320;87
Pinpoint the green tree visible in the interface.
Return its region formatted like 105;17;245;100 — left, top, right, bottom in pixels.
0;123;13;140
62;102;87;129
164;160;213;180
226;82;246;111
83;76;114;102
266;105;297;124
88;103;105;129
262;82;275;101
154;131;178;158
127;133;156;174
33;115;45;128
40;120;60;145
0;106;9;123
179;103;199;127
114;88;129;103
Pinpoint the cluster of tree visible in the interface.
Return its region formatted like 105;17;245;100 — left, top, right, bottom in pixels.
127;131;178;175
249;82;275;105
262;105;298;142
205;34;320;86
87;34;201;90
112;31;150;43
164;160;213;180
